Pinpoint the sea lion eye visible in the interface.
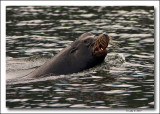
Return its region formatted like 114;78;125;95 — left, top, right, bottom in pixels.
84;39;90;45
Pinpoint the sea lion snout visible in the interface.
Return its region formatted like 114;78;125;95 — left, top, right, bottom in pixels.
93;33;110;57
102;33;110;46
103;33;109;38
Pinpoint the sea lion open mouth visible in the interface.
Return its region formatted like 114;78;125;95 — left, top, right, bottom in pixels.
93;34;110;57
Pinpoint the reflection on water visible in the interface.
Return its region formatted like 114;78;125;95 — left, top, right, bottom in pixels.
6;6;154;108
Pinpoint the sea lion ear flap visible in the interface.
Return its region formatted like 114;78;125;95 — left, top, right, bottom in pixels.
78;32;93;39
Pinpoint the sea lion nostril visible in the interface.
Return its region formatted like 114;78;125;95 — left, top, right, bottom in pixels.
103;34;109;38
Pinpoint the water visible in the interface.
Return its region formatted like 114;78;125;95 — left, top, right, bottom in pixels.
6;6;154;108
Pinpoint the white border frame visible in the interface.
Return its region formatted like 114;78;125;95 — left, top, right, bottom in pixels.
1;0;159;114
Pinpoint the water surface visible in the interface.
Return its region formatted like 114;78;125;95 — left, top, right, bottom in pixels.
6;6;154;109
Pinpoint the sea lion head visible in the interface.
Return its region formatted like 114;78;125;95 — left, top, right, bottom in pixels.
69;32;110;68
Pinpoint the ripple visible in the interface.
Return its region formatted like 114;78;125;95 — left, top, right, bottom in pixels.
140;38;154;43
7;99;28;102
27;89;48;92
119;34;152;38
15;86;32;90
95;106;110;108
138;106;150;108
103;84;133;88
66;98;77;101
80;14;94;18
48;103;71;108
134;98;148;101
148;102;154;106
69;104;90;108
91;101;105;104
96;90;127;95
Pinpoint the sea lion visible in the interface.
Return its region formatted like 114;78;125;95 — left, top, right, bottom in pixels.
28;32;110;78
